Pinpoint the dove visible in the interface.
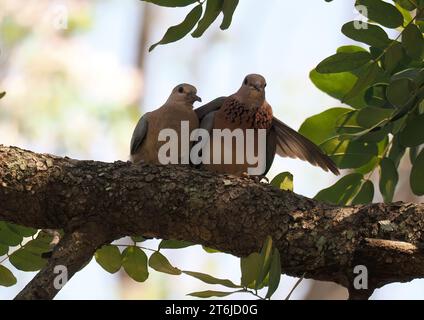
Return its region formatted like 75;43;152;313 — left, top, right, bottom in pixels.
194;74;340;176
130;84;201;165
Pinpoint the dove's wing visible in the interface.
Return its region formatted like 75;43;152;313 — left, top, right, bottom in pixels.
130;113;150;156
272;116;340;175
195;96;227;121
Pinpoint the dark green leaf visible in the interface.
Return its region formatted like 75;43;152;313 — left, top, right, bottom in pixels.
384;42;404;73
240;252;261;288
7;224;37;238
400;114;424;147
192;0;224;38
9;247;47;271
342;21;391;49
0;265;16;287
149;4;203;51
159;239;194;250
316;52;372;74
343;62;381;103
131;236;146;243
142;0;198;7
379;158;399;202
149;251;181;275
183;270;240;288
410;149;424;195
122;246;149;282
0;222;23;247
315;173;363;205
265;249;281;299
356;107;393;128
410;146;418;165
188;290;237;298
220;0;239;30
402;24;424;60
352;180;375;204
355;0;403;28
394;0;417;11
323;139;378;169
270;172;293;191
0;244;8;256
387;78;415;107
95;245;122;274
255;236;273;290
388;136;406;166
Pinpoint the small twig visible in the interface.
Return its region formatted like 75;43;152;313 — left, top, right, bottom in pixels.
285;273;306;300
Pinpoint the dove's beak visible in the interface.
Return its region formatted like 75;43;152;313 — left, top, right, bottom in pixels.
193;94;202;103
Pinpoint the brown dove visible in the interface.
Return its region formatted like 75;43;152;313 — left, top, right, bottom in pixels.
194;74;340;176
130;84;201;164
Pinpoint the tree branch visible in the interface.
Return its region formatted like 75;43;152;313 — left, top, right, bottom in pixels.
0;145;423;299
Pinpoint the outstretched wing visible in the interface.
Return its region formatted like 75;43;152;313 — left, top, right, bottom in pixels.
272;117;340;175
130;113;149;155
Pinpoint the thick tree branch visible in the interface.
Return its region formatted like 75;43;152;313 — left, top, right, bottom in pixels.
0;145;423;299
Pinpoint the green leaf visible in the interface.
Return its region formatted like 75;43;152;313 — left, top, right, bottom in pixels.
356;107;393;128
159;239;194;250
399;114;424;147
265;249;281;299
309;70;367;108
0;244;8;256
342;21;391;49
351;180;375;205
384;42;404;73
149;251;181;275
188;290;237;298
388;135;406;167
240;252;261;288
7;224;37;238
315;173;363;205
202;246;220;253
131;236;146;243
192;0;223;38
379;158;399;202
364;83;388;108
387;78;415;107
9;247;47;271
402;24;424;60
343;62;381;103
410;149;424;195
270;172;293;191
122;246;149;282
220;0;239;30
95;245;122;274
355;0;404;28
255;236;273;290
323;139;378;169
149;4;203;51
316;52;372;74
183;270;240;288
394;0;417;11
0;222;23;247
337;45;368;53
410;146;418;165
142;0;198;7
299;107;353;145
0;265;16;287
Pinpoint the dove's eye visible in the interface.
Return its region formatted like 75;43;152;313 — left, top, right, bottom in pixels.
244;78;248;85
264;83;267;88
178;87;184;94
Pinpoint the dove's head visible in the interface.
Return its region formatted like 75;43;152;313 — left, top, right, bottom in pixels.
168;83;202;107
237;74;267;109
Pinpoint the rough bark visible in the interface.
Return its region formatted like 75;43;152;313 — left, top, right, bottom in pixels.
0;145;423;300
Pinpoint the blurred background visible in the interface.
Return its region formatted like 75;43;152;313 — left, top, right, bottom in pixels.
0;0;423;299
